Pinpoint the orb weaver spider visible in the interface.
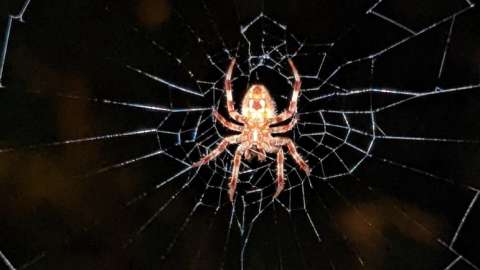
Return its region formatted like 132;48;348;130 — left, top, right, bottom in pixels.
193;58;310;201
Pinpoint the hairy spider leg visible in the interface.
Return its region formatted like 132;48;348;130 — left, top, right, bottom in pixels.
274;148;285;198
224;58;245;123
272;137;311;175
270;117;297;134
271;59;302;124
212;109;243;132
228;143;248;201
192;135;240;167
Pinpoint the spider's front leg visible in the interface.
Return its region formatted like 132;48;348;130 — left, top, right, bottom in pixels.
192;135;240;167
224;58;245;123
271;59;302;124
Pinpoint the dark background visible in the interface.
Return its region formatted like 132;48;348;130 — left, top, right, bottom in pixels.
1;0;480;269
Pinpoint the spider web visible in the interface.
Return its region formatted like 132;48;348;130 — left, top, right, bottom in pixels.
1;0;480;269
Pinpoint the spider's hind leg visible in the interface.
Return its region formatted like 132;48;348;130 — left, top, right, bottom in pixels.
274;148;285;198
228;143;248;202
271;137;311;175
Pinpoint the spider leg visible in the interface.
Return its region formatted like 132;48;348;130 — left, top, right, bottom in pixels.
272;137;311;175
271;59;302;125
224;58;245;123
269;116;297;134
228;143;248;201
192;135;240;167
213;109;243;132
274;148;285;198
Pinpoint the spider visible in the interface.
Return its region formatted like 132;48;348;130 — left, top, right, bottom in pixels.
192;58;310;201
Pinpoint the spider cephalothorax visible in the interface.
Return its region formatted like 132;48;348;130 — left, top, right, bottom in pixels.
192;58;310;201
